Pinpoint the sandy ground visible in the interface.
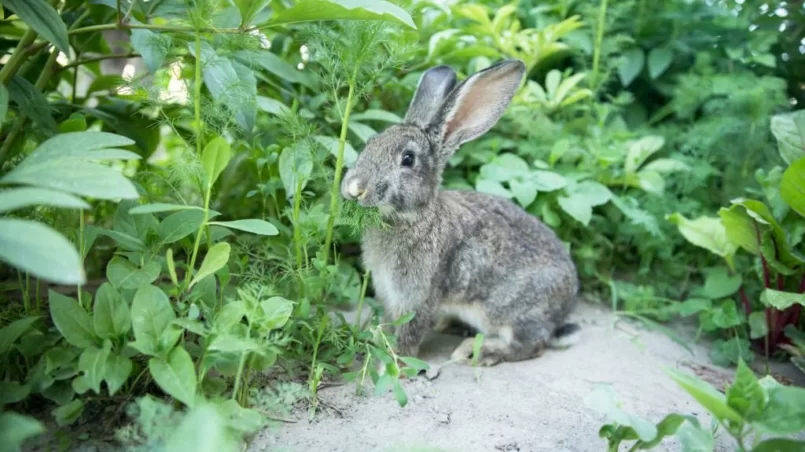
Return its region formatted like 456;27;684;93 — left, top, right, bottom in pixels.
247;302;804;452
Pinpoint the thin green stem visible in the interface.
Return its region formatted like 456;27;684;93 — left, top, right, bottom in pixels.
322;70;358;266
232;330;249;402
0;29;37;85
184;31;207;288
59;52;139;71
354;270;371;331
78;211;85;309
293;178;304;271
69;22;249;36
590;0;609;91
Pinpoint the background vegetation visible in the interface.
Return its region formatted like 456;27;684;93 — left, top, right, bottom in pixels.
0;0;804;450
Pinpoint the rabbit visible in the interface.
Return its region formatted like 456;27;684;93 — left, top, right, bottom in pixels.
340;60;580;366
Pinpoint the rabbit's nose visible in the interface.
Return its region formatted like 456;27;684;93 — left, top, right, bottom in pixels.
347;179;367;199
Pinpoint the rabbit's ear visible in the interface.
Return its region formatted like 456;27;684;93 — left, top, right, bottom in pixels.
431;60;525;153
404;65;457;128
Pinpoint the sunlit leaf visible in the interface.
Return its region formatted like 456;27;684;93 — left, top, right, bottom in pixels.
265;0;416;30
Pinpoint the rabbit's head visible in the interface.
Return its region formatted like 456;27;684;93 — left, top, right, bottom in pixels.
341;60;525;215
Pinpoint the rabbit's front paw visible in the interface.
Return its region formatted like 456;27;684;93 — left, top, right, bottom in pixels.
450;337;505;367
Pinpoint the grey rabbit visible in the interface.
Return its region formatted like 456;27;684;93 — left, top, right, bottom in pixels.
340;60;580;366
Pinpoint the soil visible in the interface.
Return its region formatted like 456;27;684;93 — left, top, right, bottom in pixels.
247;302;805;452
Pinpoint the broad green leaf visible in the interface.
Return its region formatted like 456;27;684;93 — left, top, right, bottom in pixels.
392;379;408;407
638;414;689;448
479;153;529;182
3;0;70;53
770;110;805;164
157;209;206;244
348;121;376;143
41;381;73;405
106;257;161;290
313;135;358;168
129;203;208;215
755;384;805;434
0;84;7;129
93;283;131;339
51;399;84;426
58;113;87;134
351;109;402;123
703;267;742;299
635;170;665;194
719;199;802;270
130;26;171;73
278;143;313;199
666;368;743;423
94;227;145;251
104;353;132;396
201;137;232;188
49;291;95;348
640;158;690;174
752;439;805;452
191;43;256;132
529;170;568;191
234;0;271;26
760;288;805;310
780;157;805;218
1;160;139;200
0;411;45;452
666;213;736;262
0;219;84;284
12;132;137;168
625;136;665;174
0;188;89;213
260;297;293;330
710;300;742;329
558;195;592;225
77;341;111;394
236;50;314;87
131;285;176;356
618;48;644;86
647;46;673;79
678;298;711;317
510;179;537;207
265;0;416;30
748;311;768;339
207;334;260;353
726;359;765;419
190;242;230;288
710;337;753;367
0;316;40;355
7;76;57;132
208;219;278;236
148;346;197;407
476;179;513;198
165;403;237;452
215;300;246;330
257;96;291;116
676;421;714;452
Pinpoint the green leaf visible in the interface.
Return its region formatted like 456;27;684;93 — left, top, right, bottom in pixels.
148;346;197;407
1;160;139;200
77;341;111;394
780;157;805;218
207;334;260;353
131;285;176;357
0;188;89;213
676;421;714;452
260;297;293;330
278;143;313;199
510;179;537;207
236;50;314;87
208;219;278;236
93;283;131;339
618;47;645;86
710;300;742;329
201;137;232;188
106;257;161;290
478;153;529;182
703;267;742;299
13;132;136;167
128;203;210;215
165;402;237;452
666;368;743;423
399;357;430;371
351;109;402;123
257;96;291;116
476;179;513;199
625;136;665;174
130;26;171;73
348;121;376;143
51;399;84;426
0;411;45;451
755;384;805;435
391;311;415;327
752;439;805;452
7;76;57;132
583;384;658;441
3;0;70;53
192;44;256;132
748;312;768;340
770;110;805;164
639;414;689;448
0;84;7;129
0;316;40;355
529;170;568;191
0;219;84;284
666;213;737;262
557;181;614;226
392;379;408;407
190;242;230;288
678;298;711;317
166;248;178;286
313;135;358;168
647;46;673;79
726;359;765;420
234;0;271;26
760;289;805;310
710;337;753;367
215;301;246;330
94;227;145;251
104;353;132;396
265;0;416;30
157;209;206;244
49;291;95;348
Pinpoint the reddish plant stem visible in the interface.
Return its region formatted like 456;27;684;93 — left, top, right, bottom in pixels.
800;273;805;293
738;287;752;316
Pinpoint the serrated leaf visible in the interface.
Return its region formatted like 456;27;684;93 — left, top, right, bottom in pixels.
49;291;95;348
0;219;84;284
148;346;197;407
190;242;230;288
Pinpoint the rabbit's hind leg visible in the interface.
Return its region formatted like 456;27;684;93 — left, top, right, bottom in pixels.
449;327;543;367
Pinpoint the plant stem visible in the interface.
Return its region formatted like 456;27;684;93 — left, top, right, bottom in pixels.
184;31;207;288
78;211;85;309
232;331;249;402
59;53;140;71
69;22;249;36
590;0;608;91
355;270;371;331
293;178;304;271
322;71;358;266
0;29;37;85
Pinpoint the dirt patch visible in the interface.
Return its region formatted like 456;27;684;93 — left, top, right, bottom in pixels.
247;302;804;452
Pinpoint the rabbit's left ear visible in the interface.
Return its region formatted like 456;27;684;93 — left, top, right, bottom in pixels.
430;60;525;154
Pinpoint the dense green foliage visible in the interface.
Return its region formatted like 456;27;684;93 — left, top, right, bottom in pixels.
0;0;804;450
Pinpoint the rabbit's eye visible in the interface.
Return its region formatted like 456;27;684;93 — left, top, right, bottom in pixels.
401;151;415;168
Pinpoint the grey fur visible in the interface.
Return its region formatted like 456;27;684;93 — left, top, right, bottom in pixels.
341;60;579;366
